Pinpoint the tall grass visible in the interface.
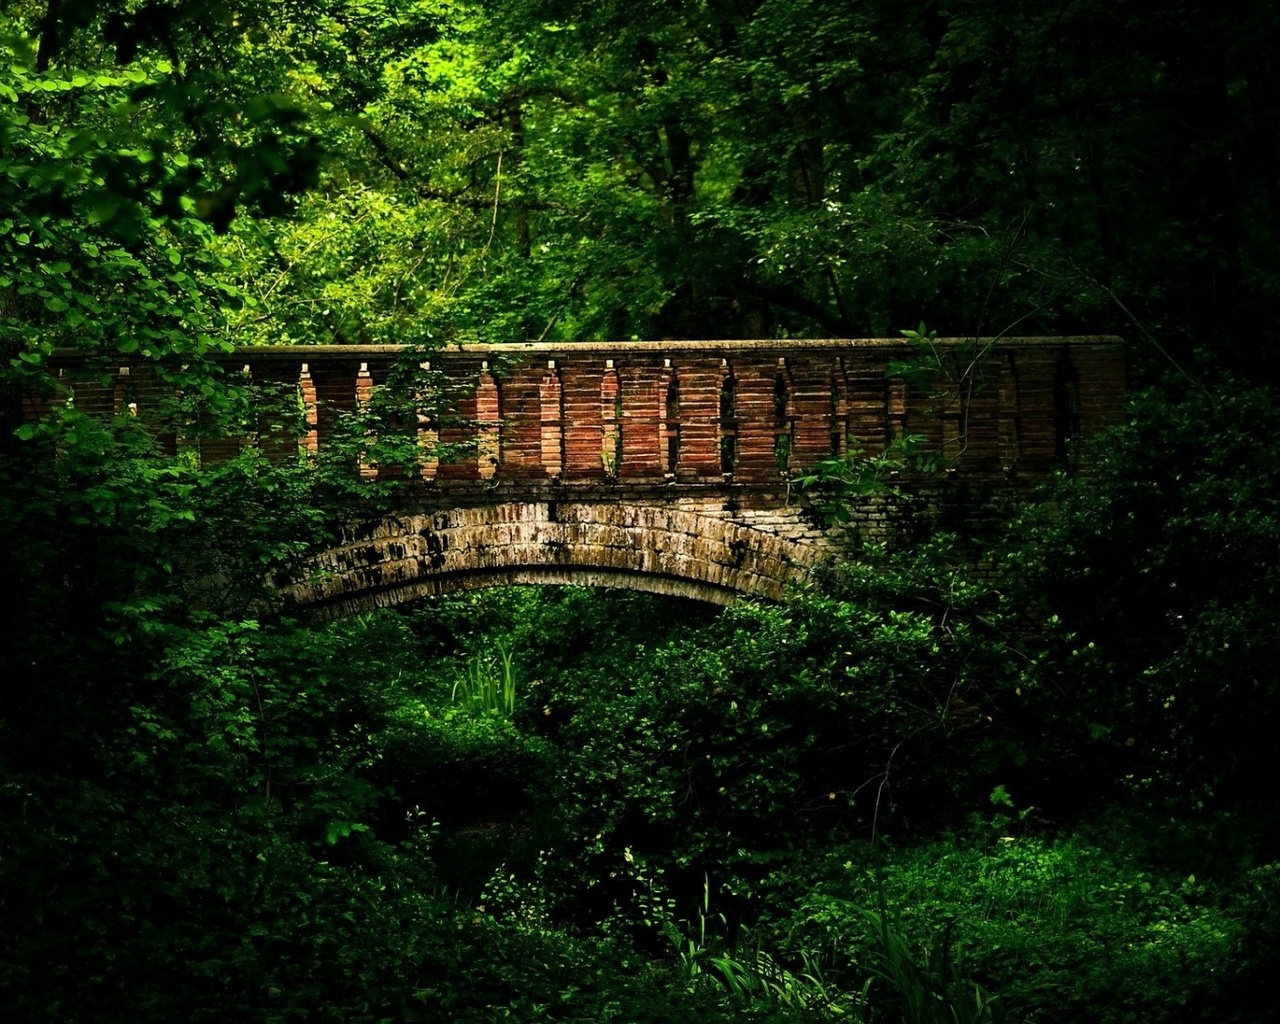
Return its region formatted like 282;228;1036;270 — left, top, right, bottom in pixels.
695;908;1009;1021
859;904;1009;1024
709;947;855;1016
452;642;517;717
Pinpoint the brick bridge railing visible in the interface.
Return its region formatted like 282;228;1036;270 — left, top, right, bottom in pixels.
44;337;1124;611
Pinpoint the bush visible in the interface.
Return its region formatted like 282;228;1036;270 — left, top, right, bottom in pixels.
776;828;1243;1024
996;379;1280;843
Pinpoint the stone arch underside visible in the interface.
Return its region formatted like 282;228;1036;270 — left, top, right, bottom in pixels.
286;500;839;618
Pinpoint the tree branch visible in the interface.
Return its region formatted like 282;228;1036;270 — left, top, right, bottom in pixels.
740;281;858;336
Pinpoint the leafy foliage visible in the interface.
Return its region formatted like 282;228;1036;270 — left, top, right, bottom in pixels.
995;378;1280;838
4;1;1280;1021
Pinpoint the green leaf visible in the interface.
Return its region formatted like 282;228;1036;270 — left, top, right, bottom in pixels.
989;784;1014;808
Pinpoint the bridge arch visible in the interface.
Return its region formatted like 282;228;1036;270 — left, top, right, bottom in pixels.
285;497;839;618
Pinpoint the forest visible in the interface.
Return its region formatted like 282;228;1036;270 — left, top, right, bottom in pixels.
2;1;1280;1021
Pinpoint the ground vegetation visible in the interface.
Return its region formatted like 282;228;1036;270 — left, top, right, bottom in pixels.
3;1;1280;1021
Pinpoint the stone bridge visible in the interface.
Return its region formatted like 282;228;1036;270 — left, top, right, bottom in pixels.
47;337;1124;612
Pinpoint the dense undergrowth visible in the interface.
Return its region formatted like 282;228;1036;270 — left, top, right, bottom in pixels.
4;379;1280;1022
5;2;1280;1018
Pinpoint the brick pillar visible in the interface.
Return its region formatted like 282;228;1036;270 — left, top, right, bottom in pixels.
670;358;718;478
620;361;662;478
600;361;621;478
956;355;1002;469
1074;343;1127;443
847;357;889;456
717;361;737;476
1009;347;1060;472
997;351;1021;473
830;358;849;459
660;361;679;475
540;361;564;478
437;363;479;482
497;362;542;478
911;370;947;454
299;362;319;459
355;362;376;480
562;360;606;480
416;360;439;482
888;376;908;443
112;365;132;417
773;358;794;475
789;355;833;471
734;358;780;482
476;362;501;480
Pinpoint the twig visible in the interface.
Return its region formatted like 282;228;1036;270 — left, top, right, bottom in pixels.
1090;275;1208;394
871;741;902;847
483;150;503;256
535;304;564;345
248;671;273;812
